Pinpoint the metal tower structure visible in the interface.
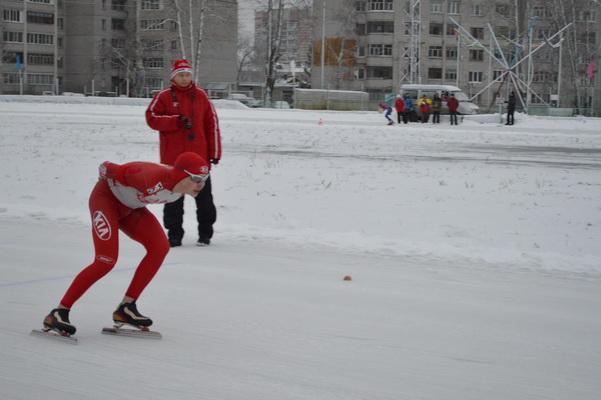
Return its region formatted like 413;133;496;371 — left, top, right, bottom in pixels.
399;0;421;84
449;16;571;113
408;0;421;83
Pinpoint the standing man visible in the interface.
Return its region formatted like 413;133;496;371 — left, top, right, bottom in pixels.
448;93;459;125
403;95;413;123
42;153;211;336
505;91;516;125
394;95;405;124
431;94;442;124
146;59;221;247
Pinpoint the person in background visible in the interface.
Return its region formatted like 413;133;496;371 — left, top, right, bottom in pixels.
505;91;516;125
447;93;459;125
431;94;442;124
394;95;405;124
403;95;413;124
379;102;394;125
41;153;210;337
146;59;221;247
418;95;431;123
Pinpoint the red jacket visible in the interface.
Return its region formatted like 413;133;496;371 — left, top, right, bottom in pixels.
394;98;405;113
447;96;459;112
146;83;221;166
99;161;182;209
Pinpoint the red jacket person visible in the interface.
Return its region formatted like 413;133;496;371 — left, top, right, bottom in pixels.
146;59;221;247
42;152;210;337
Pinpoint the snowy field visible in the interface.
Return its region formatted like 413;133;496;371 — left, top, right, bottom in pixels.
0;97;600;399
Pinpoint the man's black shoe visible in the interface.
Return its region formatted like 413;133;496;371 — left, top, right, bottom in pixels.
196;238;210;247
169;237;182;247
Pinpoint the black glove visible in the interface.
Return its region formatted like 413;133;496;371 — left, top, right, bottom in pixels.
210;159;219;165
178;115;192;130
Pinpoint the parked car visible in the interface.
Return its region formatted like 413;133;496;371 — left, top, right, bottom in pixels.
225;93;256;106
399;84;479;115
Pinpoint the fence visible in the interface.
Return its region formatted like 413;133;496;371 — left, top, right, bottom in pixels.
293;88;369;111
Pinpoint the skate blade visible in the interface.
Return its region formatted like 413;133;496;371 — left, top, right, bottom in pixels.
30;329;78;344
101;326;162;340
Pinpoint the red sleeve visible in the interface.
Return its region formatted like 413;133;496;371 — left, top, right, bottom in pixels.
121;162;172;190
200;89;222;161
146;90;180;132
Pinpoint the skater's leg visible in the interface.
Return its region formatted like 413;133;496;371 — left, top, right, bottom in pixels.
195;176;217;244
120;208;170;300
163;196;184;245
59;183;120;309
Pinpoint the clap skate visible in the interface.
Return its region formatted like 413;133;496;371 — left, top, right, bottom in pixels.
101;302;161;339
31;308;78;344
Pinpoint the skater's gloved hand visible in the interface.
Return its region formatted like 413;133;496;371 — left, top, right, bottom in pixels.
177;115;193;129
210;158;219;165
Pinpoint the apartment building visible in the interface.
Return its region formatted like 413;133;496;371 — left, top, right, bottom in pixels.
1;0;237;96
1;0;63;95
312;0;601;112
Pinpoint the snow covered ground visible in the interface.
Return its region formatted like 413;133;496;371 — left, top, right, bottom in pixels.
1;97;600;399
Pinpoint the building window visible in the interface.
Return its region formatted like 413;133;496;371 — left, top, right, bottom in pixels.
4;73;21;84
368;0;393;11
58;37;63;48
141;0;162;10
355;1;366;11
445;69;457;80
111;38;125;48
471;4;482;16
579;11;596;22
27;74;54;85
142;39;164;50
112;18;125;31
357;45;365;57
429;23;443;35
448;1;460;15
102;19;107;31
143;57;164;69
446;47;457;59
2;51;23;63
428;46;442;58
356;23;366;35
112;0;127;11
57;17;64;29
431;1;443;14
369;44;383;56
171;40;178;50
493;70;504;80
27;33;54;45
428;68;442;79
447;24;458;36
468;71;483;82
3;31;24;43
356;68;365;79
145;77;164;90
27;11;54;24
470;27;484;39
367;21;394;33
3;9;22;22
141;19;165;30
28;53;54;65
533;6;544;18
366;66;392;79
29;0;53;3
469;49;484;61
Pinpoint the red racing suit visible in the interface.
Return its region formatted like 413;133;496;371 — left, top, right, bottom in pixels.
60;161;183;308
145;83;221;166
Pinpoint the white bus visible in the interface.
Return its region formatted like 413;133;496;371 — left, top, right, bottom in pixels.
399;84;479;115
